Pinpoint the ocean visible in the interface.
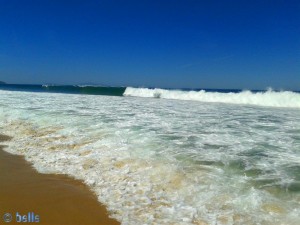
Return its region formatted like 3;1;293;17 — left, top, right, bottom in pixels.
0;84;299;224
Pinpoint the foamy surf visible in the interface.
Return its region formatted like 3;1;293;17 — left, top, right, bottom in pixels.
124;87;300;108
0;90;299;224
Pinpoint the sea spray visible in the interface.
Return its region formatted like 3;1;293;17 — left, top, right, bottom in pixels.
124;87;300;108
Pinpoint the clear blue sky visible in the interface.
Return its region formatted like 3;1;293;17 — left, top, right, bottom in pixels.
0;0;299;90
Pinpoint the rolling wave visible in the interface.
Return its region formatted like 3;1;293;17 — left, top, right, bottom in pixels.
42;85;126;96
123;87;300;108
0;84;126;96
1;84;299;108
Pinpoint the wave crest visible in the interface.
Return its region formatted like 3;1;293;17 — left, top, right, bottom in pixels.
124;87;300;108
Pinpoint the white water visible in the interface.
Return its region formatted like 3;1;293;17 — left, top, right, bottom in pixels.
124;87;300;108
0;90;300;225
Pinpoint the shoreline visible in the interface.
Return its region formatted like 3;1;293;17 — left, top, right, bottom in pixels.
0;90;299;225
0;134;120;225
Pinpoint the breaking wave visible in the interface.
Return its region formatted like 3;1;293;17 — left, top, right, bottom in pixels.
1;84;300;108
124;87;300;108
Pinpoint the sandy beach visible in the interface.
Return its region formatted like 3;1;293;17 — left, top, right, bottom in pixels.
0;134;119;225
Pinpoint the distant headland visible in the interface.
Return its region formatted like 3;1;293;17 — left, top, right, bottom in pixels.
0;81;6;84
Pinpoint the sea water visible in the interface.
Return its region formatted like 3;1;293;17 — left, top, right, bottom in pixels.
0;88;299;224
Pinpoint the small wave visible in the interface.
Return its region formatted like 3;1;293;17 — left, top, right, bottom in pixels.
40;85;126;96
124;87;300;108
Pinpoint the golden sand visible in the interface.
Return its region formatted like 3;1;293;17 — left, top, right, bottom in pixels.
0;134;119;225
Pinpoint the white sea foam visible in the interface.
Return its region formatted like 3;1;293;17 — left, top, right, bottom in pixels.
124;87;300;108
0;90;299;225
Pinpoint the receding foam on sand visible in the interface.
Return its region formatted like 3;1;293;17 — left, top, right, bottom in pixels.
0;134;119;225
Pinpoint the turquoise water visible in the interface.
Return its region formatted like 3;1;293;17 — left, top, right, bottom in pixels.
0;84;126;96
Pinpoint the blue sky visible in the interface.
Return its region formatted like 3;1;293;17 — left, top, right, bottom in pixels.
0;0;299;90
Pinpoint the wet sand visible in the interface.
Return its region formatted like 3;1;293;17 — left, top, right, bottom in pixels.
0;134;120;225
